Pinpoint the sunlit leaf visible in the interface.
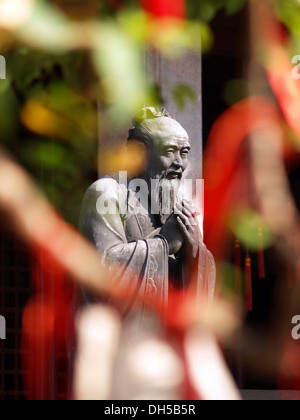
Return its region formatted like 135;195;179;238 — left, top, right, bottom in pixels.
187;21;213;53
229;208;274;252
21;100;69;137
149;20;211;57
117;10;150;43
92;24;148;125
172;83;197;110
225;0;246;16
0;0;34;30
17;1;76;52
275;0;300;37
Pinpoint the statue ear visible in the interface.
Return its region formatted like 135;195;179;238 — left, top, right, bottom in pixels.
128;128;135;139
126;140;148;176
127;139;147;153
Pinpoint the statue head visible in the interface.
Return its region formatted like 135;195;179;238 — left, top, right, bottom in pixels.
128;107;191;223
128;107;190;182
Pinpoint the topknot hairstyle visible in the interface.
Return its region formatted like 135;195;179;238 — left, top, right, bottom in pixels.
128;107;174;147
133;107;173;124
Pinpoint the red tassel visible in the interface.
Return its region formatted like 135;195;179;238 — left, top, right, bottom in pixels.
234;239;242;294
287;261;294;289
245;254;253;311
287;200;294;288
258;228;266;280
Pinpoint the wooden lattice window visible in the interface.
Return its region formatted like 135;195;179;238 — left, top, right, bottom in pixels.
0;225;32;401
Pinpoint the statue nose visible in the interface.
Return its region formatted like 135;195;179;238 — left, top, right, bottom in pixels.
173;154;183;168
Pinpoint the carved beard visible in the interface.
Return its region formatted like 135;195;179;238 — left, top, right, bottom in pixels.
150;174;182;225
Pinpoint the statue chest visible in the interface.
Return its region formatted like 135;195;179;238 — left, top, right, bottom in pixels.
124;191;160;242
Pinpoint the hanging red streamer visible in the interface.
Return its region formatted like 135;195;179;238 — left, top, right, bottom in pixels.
21;244;75;400
258;228;266;280
245;254;253;312
234;239;242;294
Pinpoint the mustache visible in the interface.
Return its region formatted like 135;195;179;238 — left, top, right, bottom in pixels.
150;176;182;222
160;169;183;180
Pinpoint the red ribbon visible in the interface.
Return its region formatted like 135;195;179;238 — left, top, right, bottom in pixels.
245;254;253;312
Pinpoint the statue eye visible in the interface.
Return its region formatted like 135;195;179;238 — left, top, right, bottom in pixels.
165;149;174;156
181;150;189;157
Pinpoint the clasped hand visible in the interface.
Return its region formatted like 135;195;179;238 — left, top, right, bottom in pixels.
160;200;202;258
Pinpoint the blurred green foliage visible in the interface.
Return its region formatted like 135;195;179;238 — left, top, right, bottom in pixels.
186;0;246;21
172;83;197;110
275;0;300;54
0;0;247;225
275;0;300;37
229;209;274;252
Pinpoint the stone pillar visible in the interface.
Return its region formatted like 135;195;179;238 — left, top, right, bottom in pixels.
98;49;203;181
145;50;203;179
146;49;203;232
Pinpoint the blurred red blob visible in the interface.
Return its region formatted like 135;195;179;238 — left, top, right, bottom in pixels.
203;97;281;259
22;299;55;400
266;47;300;143
253;2;300;146
141;0;186;20
279;340;300;393
21;245;75;400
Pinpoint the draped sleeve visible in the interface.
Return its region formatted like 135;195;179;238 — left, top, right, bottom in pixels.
79;177;169;314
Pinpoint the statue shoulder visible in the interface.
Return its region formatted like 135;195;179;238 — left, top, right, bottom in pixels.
80;176;128;228
86;176;126;200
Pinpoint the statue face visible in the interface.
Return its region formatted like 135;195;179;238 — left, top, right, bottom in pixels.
152;136;191;180
143;117;191;181
138;117;190;223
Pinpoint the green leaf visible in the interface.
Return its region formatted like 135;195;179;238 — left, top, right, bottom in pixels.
172;83;197;111
92;24;148;126
17;1;74;52
229;208;274;252
225;0;246;16
275;0;300;37
21;141;76;173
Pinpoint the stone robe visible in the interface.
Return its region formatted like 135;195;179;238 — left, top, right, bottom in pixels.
79;175;216;319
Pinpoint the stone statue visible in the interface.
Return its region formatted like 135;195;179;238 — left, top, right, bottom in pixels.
79;108;215;322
